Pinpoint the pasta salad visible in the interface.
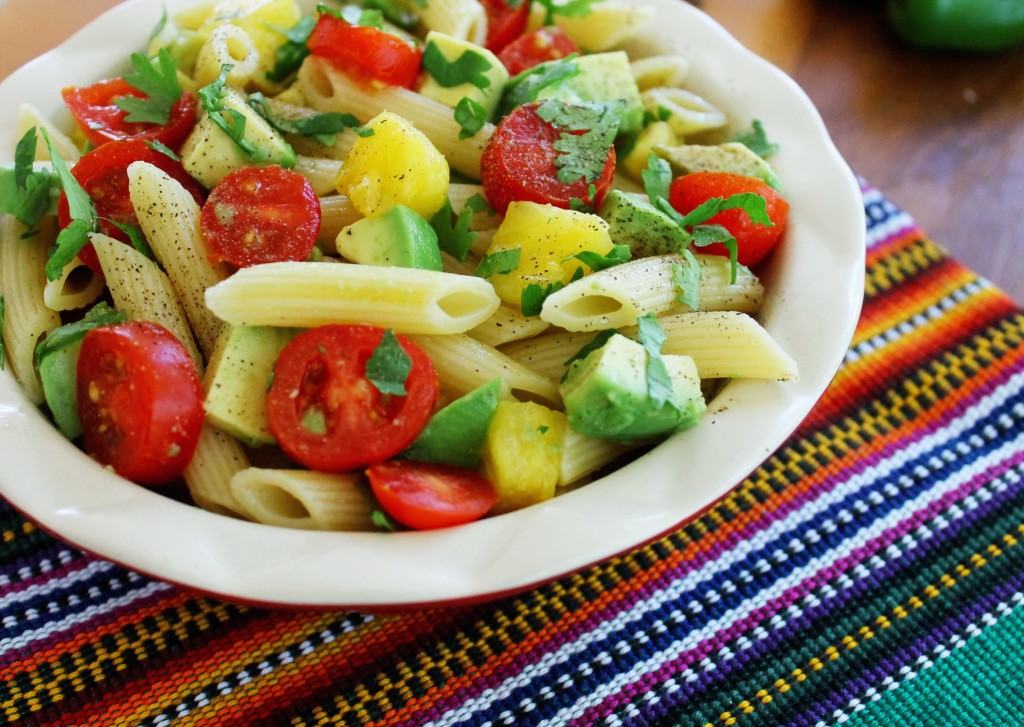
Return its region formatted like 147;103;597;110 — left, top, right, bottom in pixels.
0;0;797;533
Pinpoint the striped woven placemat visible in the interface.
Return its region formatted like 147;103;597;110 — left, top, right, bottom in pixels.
3;182;1024;726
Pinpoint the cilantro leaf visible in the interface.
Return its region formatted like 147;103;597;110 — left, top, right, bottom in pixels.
41;128;98;281
535;99;620;185
35;301;125;364
476;248;521;278
105;219;155;261
371;508;400;531
1;128;58;234
363;0;420;29
249;92;368;146
521;267;584;316
499;56;580;116
266;14;317;83
670;250;702;311
319;3;384;27
465;193;493;216
636;313;678;410
46;220;93;282
365;329;412;395
430;197;477;262
641;152;672;205
676;192;773;229
423;41;493;90
731;119;779;159
198;65;263;160
561;328;617;379
454;96;488;140
534;0;599;25
116;49;183;125
146;139;180;160
566;244;631;272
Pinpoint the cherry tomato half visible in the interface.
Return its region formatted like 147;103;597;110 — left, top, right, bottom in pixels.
308;13;423;89
367;460;499;530
480;101;616;216
62;77;197;150
200;165;320;267
266;325;439;473
668;171;790;268
56;138;207;273
498;26;580;76
481;0;532;53
77;321;204;485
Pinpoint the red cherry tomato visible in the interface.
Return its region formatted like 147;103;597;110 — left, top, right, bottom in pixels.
367;460;499;530
668;171;790;268
62;77;197;150
200;165;320;267
56;138;207;273
76;321;204;486
266;325;439;473
308;13;423;89
498;26;580;76
481;0;532;53
481;101;616;216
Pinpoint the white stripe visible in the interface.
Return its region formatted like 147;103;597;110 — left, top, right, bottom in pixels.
0;558;117;608
428;373;1024;726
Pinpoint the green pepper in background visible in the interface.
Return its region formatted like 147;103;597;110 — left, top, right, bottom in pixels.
887;0;1024;51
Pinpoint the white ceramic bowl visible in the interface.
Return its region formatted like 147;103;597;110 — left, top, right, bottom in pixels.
0;0;864;608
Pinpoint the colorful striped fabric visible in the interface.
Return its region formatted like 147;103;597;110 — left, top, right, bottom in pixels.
3;182;1024;726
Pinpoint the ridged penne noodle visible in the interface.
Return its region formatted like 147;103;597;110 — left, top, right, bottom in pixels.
192;23;259;88
0;216;60;403
468;303;551;348
184;423;253;519
257;96;360;161
128;161;229;358
560;428;632;488
499;329;599;382
623;311;798;380
91;234;204;369
640;87;728;138
418;0;488;45
292;155;342;196
297;57;494;178
540;254;764;331
17;103;79;163
318;194;363;251
529;1;654;51
630;55;691;91
230;468;377;531
42;257;105;312
408;333;562;408
205;261;501;334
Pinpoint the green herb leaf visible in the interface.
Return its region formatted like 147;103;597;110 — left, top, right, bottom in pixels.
199;64;262;159
677;192;772;228
42;129;94;228
535;99;620;185
363;0;420;29
454;96;488;140
366;328;412;395
430;197;477;262
670;250;702;311
636;312;677;409
249;92;367;146
641;152;672;205
521;266;584;316
476;247;521;278
534;0;599;25
0;128;57;233
465;193;493;215
46;219;93;282
116;49;183;125
499;56;580;115
423;41;493;90
371;508;399;531
35;301;125;364
566;244;631;272
105;219;155;260
266;14;317;82
561;328;617;378
731;119;778;159
146;139;180;160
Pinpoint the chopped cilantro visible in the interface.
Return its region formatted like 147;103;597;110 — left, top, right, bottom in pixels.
41;128;97;282
731;119;779;159
423;41;493;90
266;14;317;83
562;328;617;377
454;96;488;140
365;328;412;396
363;0;420;29
371;508;399;531
35;301;125;364
464;193;493;216
145;139;180;160
249;92;369;145
150;9;169;41
430;197;477;262
499;56;580;116
116;49;183;125
670;251;702;311
319;3;384;27
521;267;584;316
636;313;677;410
476;248;521;278
198;65;262;160
641;152;672;205
105;219;155;261
0;128;58;234
535;0;599;25
566;244;631;272
535;99;621;185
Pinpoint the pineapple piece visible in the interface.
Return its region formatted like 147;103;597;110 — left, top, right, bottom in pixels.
482;400;567;514
482;201;614;308
336;111;450;220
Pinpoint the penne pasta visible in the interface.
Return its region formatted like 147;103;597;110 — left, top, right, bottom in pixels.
17;103;79;164
230;467;378;531
468;303;551;348
418;0;488;45
192;23;259;88
640;87;728;138
291;155;343;196
317;194;363;252
184;423;253;519
528;0;654;51
42;257;105;312
560;428;633;488
630;54;691;91
499;329;600;383
204;261;502;334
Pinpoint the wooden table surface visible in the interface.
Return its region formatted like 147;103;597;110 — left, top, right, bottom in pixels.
2;0;1022;302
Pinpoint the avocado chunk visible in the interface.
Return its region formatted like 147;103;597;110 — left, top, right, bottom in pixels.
418;31;509;120
203;325;297;446
560;333;705;443
655;141;781;189
336;204;443;270
181;84;296;188
35;302;125;440
598;189;690;257
401;377;501;468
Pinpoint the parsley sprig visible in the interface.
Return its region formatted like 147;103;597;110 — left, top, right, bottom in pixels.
366;329;412;395
116;49;183;125
535;0;599;26
535;99;621;186
430;195;485;261
248;93;371;145
423;42;493;90
0;128;58;236
636;313;678;410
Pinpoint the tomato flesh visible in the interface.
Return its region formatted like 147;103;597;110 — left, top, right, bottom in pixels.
367;460;499;530
668;171;790;268
481;0;532;53
56;138;207;273
266;325;439;473
481;101;616;216
308;13;423;89
200;165;321;267
498;26;581;76
62;77;197;150
76;321;204;485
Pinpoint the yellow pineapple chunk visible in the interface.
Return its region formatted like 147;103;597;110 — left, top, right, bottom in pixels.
482;400;567;514
336;111;450;220
483;201;614;308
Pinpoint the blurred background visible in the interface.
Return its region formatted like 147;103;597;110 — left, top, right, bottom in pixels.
2;0;1022;301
